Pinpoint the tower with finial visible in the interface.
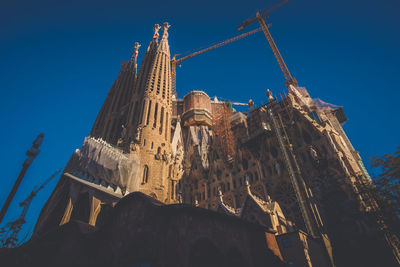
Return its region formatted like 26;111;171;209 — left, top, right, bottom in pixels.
125;22;174;202
128;42;141;74
34;24;178;236
90;40;140;145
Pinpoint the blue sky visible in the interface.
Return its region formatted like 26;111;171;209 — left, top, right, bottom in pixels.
0;0;399;240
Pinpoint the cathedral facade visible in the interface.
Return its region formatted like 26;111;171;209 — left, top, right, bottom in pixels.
30;24;399;266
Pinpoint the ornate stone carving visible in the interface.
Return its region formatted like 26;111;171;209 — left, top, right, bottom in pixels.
153;24;160;39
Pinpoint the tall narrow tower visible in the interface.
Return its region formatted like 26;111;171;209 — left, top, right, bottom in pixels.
91;42;140;145
126;22;173;202
124;24;160;143
34;23;179;236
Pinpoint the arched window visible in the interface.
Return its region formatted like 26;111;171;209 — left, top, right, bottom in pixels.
153;103;158;128
70;192;90;223
168;165;172;178
146;101;152;125
165;112;169;140
142;165;149;184
159;107;164;134
171;180;175;199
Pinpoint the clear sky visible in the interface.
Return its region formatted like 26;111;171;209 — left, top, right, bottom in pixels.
0;0;399;240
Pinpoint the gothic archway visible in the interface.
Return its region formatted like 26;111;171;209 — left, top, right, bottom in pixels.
70;192;90;223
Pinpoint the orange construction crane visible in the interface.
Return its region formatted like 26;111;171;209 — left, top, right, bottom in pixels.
238;0;298;88
171;27;264;93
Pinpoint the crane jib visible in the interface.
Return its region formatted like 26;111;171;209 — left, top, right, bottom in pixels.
171;27;263;93
173;27;262;65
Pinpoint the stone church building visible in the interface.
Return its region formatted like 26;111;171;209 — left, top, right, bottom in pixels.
3;23;398;267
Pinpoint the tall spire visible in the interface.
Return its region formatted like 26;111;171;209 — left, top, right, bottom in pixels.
153;23;161;39
147;24;160;52
128;42;141;75
158;22;171;57
124;22;174;202
132;24;161;97
91;40;140;144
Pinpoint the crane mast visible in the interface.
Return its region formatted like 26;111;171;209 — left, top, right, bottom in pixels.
238;0;298;88
256;12;297;87
237;0;323;237
171;27;263;93
0;169;60;248
0;133;44;224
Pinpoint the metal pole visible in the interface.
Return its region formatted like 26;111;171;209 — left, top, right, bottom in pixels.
0;133;44;224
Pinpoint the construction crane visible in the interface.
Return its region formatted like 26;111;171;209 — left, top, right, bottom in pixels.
212;96;249;106
0;169;60;248
171;27;266;93
0;133;44;224
237;0;319;236
238;0;298;88
230;102;248;106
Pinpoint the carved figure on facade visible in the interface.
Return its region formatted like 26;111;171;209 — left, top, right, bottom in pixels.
129;141;139;152
153;24;160;39
133;42;141;57
267;89;274;101
155;147;162;160
117;124;127;147
162;150;169;162
309;145;319;164
134;126;142;143
161;22;170;39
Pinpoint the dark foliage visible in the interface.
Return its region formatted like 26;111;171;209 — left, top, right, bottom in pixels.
369;147;400;232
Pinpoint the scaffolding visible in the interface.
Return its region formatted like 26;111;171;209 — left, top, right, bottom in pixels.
212;102;236;161
266;98;318;237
